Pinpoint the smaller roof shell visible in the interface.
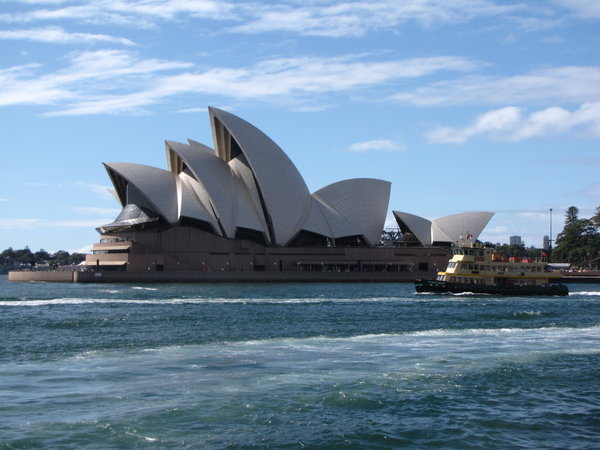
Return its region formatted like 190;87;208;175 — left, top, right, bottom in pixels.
393;210;494;246
104;162;179;224
393;211;433;246
434;212;494;243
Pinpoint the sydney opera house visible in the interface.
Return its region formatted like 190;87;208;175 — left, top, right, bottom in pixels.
81;107;493;282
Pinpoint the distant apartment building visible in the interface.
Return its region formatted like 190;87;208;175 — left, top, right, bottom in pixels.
543;235;550;250
510;235;523;246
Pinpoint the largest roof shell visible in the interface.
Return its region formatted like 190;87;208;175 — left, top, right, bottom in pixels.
209;107;311;245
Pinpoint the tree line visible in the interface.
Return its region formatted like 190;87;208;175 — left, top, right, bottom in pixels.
0;247;85;268
551;206;600;269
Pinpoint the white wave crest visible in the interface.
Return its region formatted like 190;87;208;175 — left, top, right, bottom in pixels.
572;291;600;296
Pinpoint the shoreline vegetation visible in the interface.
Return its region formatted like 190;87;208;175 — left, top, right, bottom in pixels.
0;247;85;272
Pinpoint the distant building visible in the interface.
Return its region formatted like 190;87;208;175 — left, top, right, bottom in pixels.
510;235;523;246
543;235;550;250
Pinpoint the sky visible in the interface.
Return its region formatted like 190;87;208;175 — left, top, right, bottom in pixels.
0;0;599;253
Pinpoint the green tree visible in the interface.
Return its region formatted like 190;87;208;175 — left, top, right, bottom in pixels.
52;250;72;266
552;206;600;268
1;247;16;266
14;247;34;266
69;253;86;265
34;249;51;264
1;247;87;268
565;206;579;226
592;206;600;229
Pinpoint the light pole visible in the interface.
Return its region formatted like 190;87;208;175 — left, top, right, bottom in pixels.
549;208;553;250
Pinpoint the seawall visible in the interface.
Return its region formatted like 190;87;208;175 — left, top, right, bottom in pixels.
9;270;433;283
8;271;76;283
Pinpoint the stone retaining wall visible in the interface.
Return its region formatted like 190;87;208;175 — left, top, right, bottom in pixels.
9;269;433;283
8;271;76;282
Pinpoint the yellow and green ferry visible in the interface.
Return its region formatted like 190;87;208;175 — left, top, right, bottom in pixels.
416;243;568;296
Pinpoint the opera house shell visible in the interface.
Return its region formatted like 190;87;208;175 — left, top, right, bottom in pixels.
392;211;494;247
84;107;490;282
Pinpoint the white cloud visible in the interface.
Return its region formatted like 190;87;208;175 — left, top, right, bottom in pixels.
52;219;113;227
347;139;405;153
0;218;112;230
0;49;192;107
577;183;600;198
0;50;476;115
427;103;600;144
392;66;600;106
0;198;10;202
74;182;118;200
553;0;600;19
0;0;592;42
234;0;522;37
71;206;121;215
0;26;134;45
0;1;524;37
0;0;235;26
71;244;93;254
0;218;41;230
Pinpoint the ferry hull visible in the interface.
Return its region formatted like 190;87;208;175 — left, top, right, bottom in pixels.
415;280;569;296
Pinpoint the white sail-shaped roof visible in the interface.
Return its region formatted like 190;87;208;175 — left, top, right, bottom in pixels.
104;162;178;224
314;179;391;245
392;211;433;246
431;221;453;243
231;171;269;237
209;107;311;245
228;157;270;240
178;172;219;230
102;106;400;248
306;197;361;239
434;211;494;243
393;210;494;246
166;140;236;237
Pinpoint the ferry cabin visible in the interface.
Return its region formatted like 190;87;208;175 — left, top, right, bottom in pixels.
437;246;558;288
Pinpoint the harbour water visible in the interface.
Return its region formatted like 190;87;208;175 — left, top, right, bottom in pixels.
1;275;599;448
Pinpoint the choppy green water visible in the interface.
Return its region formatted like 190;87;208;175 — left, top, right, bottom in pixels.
1;276;599;448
